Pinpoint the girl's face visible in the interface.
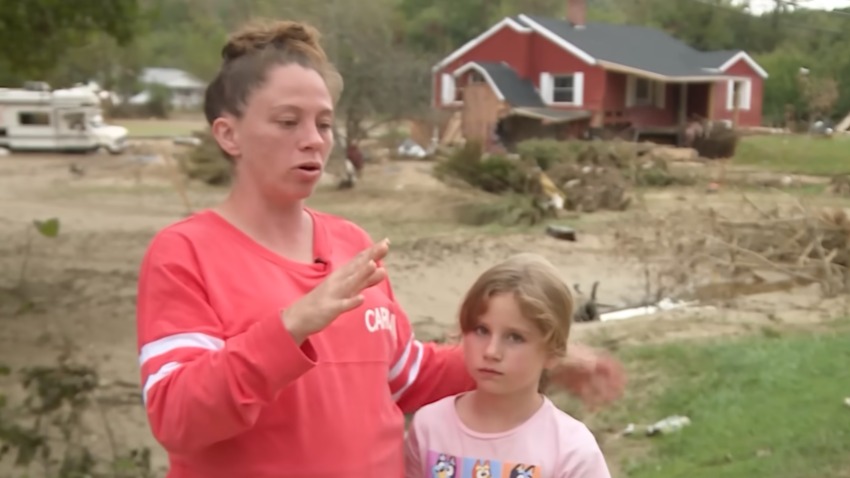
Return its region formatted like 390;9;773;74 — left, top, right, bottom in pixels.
462;293;559;396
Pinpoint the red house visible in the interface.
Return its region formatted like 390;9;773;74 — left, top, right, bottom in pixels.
432;0;769;148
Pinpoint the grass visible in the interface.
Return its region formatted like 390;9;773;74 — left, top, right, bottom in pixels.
110;117;206;137
604;325;850;478
734;134;850;176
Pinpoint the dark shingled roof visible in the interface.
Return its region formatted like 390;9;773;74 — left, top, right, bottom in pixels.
515;15;746;78
697;50;741;67
463;61;590;124
470;61;545;107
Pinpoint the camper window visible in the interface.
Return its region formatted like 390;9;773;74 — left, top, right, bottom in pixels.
64;112;86;131
19;112;51;126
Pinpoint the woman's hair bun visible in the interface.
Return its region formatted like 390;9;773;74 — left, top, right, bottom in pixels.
221;20;325;62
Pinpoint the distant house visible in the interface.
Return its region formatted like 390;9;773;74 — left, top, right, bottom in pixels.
129;67;207;110
431;0;768;148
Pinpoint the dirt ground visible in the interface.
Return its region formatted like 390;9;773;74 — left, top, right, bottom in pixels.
1;145;848;477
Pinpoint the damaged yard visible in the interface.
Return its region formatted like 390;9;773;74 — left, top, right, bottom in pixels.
1;124;850;477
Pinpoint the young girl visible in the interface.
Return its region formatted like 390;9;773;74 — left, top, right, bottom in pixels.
404;253;612;478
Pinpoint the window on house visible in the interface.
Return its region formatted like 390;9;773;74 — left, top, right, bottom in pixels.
725;79;752;111
553;75;574;103
634;78;652;105
19;112;51;126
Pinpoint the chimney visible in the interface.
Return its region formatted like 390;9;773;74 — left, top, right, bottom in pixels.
567;0;586;29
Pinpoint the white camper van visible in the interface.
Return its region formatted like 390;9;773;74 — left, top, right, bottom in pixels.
0;84;128;154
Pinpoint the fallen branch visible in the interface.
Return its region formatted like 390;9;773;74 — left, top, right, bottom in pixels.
612;197;850;299
704;234;822;283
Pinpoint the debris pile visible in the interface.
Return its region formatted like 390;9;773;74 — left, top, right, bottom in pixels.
685;119;740;159
545;141;695;212
828;175;850;197
572;281;600;322
436;139;695;221
621;415;692;438
546;161;632;213
614;197;850;300
704;204;850;296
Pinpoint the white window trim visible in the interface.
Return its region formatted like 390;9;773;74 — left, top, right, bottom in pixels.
726;79;752;111
626;75;665;109
440;73;460;106
540;72;584;107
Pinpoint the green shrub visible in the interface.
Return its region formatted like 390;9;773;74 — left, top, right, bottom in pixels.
175;129;232;186
515;139;583;169
453;194;546;226
434;141;526;194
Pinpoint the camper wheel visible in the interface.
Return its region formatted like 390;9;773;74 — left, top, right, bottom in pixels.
101;144;126;155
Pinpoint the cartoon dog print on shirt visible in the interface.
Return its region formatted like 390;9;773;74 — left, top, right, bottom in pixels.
472;460;492;478
509;464;537;478
431;454;457;478
425;450;541;478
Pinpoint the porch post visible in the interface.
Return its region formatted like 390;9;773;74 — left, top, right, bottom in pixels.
678;83;688;125
707;83;715;120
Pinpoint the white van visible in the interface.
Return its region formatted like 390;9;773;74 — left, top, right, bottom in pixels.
0;85;128;154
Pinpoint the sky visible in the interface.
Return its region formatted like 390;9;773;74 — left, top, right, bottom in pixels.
745;0;850;14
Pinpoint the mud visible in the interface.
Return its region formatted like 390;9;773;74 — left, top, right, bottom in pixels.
0;148;847;476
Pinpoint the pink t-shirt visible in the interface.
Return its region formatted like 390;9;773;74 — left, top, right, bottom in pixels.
404;394;612;478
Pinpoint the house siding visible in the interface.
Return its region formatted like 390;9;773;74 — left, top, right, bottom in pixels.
628;86;677;128
603;72;626;110
432;25;532;108
603;72;678;128
710;59;764;127
527;34;606;114
432;23;608;114
433;18;768;132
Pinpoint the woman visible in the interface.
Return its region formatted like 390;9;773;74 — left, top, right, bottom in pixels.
135;19;625;478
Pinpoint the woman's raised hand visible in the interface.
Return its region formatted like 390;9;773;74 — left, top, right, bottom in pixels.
282;239;390;343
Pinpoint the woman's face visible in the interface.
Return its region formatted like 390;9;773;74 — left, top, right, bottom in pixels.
214;63;335;205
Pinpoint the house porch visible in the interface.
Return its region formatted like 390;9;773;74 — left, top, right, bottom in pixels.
600;71;716;145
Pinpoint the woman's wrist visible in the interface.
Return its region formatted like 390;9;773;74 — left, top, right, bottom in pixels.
280;308;310;345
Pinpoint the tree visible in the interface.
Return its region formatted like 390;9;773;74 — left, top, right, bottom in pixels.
21;0;850;128
396;0;564;54
800;75;840;120
45;32;145;94
258;0;438;144
0;0;142;82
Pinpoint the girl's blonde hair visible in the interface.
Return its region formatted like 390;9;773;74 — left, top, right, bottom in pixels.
457;253;574;356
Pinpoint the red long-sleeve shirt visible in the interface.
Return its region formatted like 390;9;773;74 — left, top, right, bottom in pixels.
135;209;475;477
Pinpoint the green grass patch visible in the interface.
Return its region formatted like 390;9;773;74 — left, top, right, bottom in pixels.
734;134;850;176
112;118;206;137
612;328;850;478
